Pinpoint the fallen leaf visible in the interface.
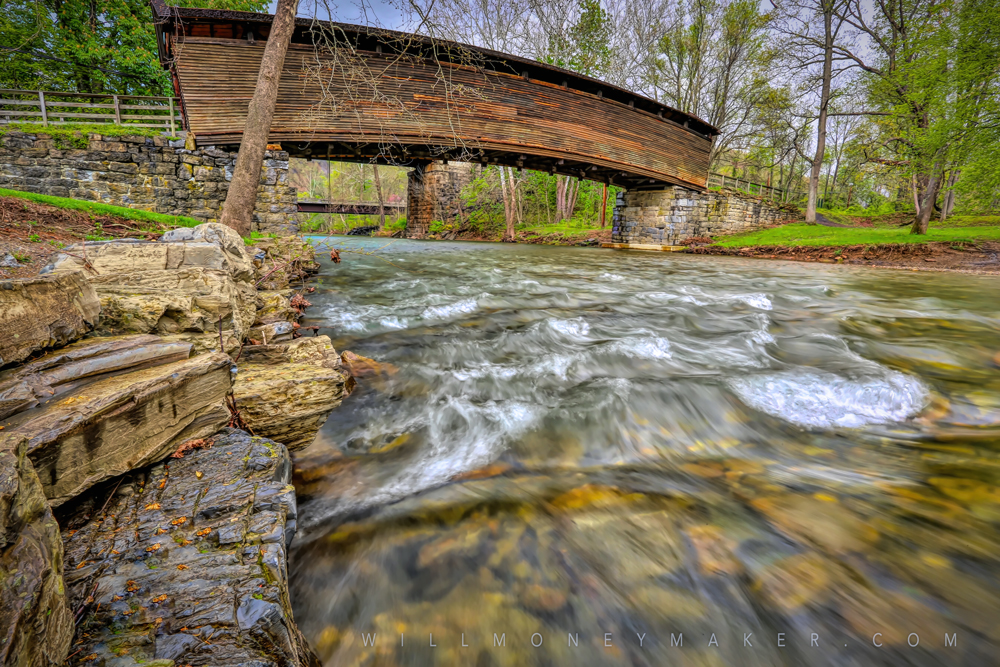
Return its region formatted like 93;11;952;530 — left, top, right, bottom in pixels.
196;528;211;537
145;503;161;510
171;517;187;526
145;543;161;552
171;438;214;459
195;471;203;479
155;527;168;535
112;595;123;601
150;594;167;603
126;580;139;592
177;564;189;570
75;561;88;569
83;655;97;662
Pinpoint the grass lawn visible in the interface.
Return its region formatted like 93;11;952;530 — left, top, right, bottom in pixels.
0;188;202;229
817;208;1000;229
714;222;1000;248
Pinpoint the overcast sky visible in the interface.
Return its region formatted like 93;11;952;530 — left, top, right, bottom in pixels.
267;0;409;29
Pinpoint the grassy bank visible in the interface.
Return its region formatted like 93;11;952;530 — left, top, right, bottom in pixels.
714;222;1000;248
0;188;202;229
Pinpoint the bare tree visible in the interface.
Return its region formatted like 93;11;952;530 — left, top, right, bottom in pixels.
219;0;300;236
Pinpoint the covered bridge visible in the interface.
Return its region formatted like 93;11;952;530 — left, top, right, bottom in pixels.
151;0;718;192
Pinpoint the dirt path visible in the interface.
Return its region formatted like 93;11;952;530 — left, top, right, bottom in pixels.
814;212;850;228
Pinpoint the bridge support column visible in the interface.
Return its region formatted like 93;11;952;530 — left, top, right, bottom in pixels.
405;161;474;238
611;185;793;247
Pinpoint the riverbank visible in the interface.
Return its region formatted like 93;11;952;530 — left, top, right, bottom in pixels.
686;221;1000;273
0;222;360;666
688;239;1000;273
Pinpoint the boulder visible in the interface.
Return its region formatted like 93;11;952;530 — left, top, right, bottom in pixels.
234;337;352;450
44;239;253;284
90;267;256;342
0;334;192;420
0;271;100;368
247;237;318;291
0;434;73;667
255;290;298;324
6;352;234;506
248;321;295;344
60;429;319;667
160;222;253;280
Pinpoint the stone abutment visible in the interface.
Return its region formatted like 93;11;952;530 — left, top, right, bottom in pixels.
0;130;298;234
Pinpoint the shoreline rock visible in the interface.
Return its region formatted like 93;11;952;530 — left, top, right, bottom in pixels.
0;433;73;667
0;223;344;666
60;429;319;667
0;271;100;368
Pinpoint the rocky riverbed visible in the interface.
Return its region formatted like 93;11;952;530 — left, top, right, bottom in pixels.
0;223;358;666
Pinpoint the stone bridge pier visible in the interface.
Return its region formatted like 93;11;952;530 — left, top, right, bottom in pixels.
405;161;475;238
611;185;796;248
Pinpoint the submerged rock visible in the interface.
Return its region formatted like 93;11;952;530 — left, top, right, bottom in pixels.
60;429;319;667
0;433;73;667
8;352;233;506
234;337;352;450
0;271;100;368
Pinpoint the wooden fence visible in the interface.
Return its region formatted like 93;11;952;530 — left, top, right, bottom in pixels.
706;171;802;202
0;89;182;132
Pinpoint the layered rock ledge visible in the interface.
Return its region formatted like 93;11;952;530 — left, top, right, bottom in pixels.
60;429;318;667
0;223;356;666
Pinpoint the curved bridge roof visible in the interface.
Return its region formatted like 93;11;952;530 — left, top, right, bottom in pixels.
152;0;718;190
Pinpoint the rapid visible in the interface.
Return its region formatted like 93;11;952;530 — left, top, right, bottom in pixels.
288;238;1000;666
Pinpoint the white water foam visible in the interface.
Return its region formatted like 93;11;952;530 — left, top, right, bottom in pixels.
729;368;928;429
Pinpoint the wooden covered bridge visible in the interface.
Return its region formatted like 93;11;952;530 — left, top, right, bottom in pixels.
152;0;717;193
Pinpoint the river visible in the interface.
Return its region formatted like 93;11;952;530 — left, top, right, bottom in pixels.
288;237;1000;666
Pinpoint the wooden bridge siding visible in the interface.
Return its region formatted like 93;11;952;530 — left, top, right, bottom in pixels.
174;38;711;189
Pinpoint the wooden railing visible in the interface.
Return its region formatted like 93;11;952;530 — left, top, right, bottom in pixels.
0;89;182;132
706;171;802;202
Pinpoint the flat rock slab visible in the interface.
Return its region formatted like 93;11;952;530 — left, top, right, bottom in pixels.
0;434;73;667
47;223;254;284
0;271;100;368
0;334;192;421
60;429;318;667
7;352;233;507
234;337;352;450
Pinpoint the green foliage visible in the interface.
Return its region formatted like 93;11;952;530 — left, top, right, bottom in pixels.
0;0;268;94
0;187;202;228
459;166;619;238
714;223;1000;248
0;123;172;149
28;233;40;242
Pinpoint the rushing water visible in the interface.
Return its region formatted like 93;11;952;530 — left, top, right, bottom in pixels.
288;238;1000;666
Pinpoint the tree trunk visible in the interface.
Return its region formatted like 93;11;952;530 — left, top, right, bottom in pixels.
500;167;515;241
372;164;386;229
327;154;334;232
911;164;943;235
219;0;299;237
940;169;959;221
600;183;608;228
805;6;834;224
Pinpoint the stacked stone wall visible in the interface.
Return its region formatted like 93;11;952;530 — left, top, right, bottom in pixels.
0;131;298;234
405;161;474;238
612;185;797;245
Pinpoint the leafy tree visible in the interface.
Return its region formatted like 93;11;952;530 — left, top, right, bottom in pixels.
0;0;268;94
